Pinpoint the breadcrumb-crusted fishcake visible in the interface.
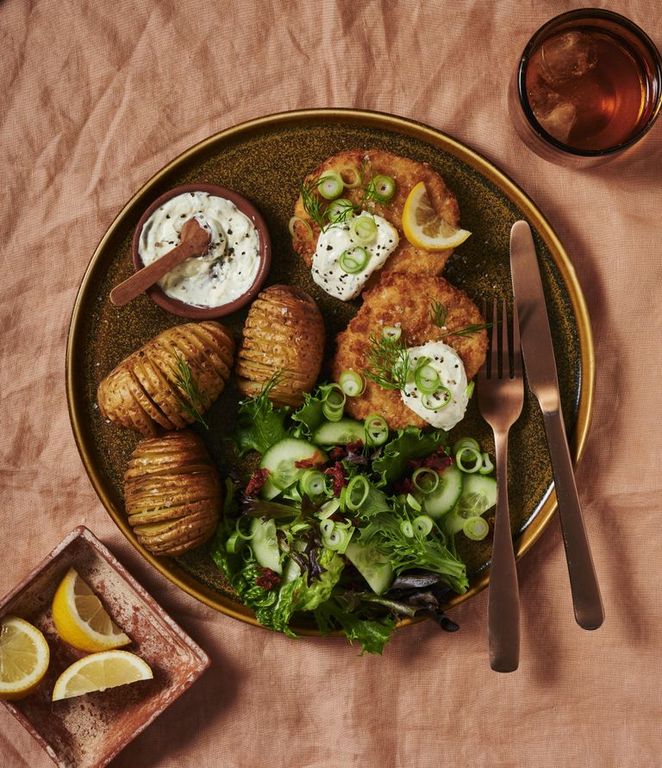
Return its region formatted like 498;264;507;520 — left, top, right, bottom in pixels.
291;149;461;279
332;272;487;429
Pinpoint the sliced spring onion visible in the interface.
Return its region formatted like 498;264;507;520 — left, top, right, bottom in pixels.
234;518;256;540
318;498;340;519
321;384;346;422
455;446;482;473
288;215;313;238
346;475;370;511
382;325;402;341
300;469;327;497
322;401;344;422
413;515;434;537
290;521;311;535
452;437;480;454
421;388;451;411
414;361;440;395
479;452;494;475
400;520;414;538
326;198;355;223
320;519;335;537
465;381;475;399
412;467;440;495
342;167;362;189
225;530;244;553
463;516;490;541
370;174;396;203
350;215;378;244
321;521;354;553
339;370;365;397
339;246;370;274
405;493;422;512
318;171;344;200
364;414;389;446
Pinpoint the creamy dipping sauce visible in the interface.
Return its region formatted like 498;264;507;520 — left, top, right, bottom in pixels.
311;212;399;301
139;191;260;308
401;341;470;430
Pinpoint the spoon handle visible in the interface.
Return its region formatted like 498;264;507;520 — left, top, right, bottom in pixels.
110;238;207;307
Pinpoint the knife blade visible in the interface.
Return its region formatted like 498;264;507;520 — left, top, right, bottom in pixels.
510;220;604;630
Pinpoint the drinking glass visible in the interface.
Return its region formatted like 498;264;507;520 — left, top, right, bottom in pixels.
509;9;662;166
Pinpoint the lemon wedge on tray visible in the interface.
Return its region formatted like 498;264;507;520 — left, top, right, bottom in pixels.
402;181;471;250
52;568;130;652
0;615;50;700
52;649;153;701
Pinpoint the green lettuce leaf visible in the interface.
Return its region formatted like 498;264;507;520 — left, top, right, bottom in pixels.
295;549;344;612
291;391;324;438
314;596;396;655
372;427;448;486
233;377;289;456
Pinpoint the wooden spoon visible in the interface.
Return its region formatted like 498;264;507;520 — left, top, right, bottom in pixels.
110;218;211;307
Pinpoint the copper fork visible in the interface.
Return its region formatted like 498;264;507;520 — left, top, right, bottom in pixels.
477;299;524;672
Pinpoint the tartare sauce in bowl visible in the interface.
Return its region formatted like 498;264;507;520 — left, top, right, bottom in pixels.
132;184;271;319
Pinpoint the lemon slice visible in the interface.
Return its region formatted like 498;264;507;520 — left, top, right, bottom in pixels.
52;568;130;652
0;616;50;700
402;181;471;250
52;649;153;701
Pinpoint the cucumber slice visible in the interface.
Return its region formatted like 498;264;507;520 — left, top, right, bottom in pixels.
443;474;497;535
250;518;282;574
455;474;497;517
424;464;463;519
259;438;327;498
345;540;393;595
312;418;365;446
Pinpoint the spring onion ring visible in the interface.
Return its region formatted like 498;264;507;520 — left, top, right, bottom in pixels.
400;520;414;538
350;215;378;244
453;437;480;454
382;325;402;341
406;493;422;512
364;414;389;446
288;215;313;238
412;467;440;495
413;515;434;537
346;475;370;511
479;452;494;475
326;198;355;223
342;167;362;188
338;246;370;274
455;446;482;473
421;388;451;411
339;370;365;397
463;516;490;541
300;469;327;497
414;361;440;395
370;174;396;203
318;171;344;200
318;498;340;519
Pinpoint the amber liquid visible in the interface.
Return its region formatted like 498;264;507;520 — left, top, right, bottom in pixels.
526;27;654;150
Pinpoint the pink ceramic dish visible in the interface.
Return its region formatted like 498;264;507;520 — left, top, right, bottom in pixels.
0;527;210;768
131;183;271;319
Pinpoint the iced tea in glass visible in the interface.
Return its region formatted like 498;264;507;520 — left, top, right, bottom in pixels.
510;9;662;165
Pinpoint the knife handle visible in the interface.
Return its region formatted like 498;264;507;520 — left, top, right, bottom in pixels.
542;409;604;630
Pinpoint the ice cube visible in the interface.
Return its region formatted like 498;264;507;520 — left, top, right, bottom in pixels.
536;102;577;143
539;31;597;86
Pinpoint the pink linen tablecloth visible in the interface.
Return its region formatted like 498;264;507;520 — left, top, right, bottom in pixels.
1;1;661;766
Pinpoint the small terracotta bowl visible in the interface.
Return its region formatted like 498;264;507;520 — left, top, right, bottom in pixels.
132;183;271;319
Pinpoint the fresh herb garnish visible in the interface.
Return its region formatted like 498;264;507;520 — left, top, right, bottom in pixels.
173;354;208;429
365;333;411;391
430;301;491;337
300;180;327;229
234;374;289;456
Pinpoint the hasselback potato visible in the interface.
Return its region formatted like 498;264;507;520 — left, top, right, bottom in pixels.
124;430;220;556
235;284;325;407
98;321;234;435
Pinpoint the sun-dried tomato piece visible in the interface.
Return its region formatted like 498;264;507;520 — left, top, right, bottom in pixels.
324;462;347;496
245;468;270;496
255;567;281;590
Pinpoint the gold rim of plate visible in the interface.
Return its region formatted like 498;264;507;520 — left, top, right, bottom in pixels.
66;108;594;636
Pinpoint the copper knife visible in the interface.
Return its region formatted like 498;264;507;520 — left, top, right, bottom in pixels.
510;220;604;630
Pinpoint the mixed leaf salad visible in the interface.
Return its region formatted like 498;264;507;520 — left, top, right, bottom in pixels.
212;377;497;654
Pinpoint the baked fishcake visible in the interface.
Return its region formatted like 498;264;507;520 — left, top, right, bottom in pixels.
332;272;487;429
235;284;325;407
291;149;461;286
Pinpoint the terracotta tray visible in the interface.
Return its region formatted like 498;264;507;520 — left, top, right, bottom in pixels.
0;526;210;768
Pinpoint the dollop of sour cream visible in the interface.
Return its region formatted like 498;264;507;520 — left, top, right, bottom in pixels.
138;191;260;308
401;341;470;430
311;212;399;301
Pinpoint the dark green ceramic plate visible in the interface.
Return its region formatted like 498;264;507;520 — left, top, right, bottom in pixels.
66;109;594;632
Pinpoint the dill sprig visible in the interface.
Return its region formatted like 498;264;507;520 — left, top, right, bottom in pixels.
430;301;491;338
300;180;327;229
174;353;209;429
365;333;411;391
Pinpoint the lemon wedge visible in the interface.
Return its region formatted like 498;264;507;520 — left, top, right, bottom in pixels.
52;568;130;653
402;181;471;250
0;616;50;700
52;649;153;701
